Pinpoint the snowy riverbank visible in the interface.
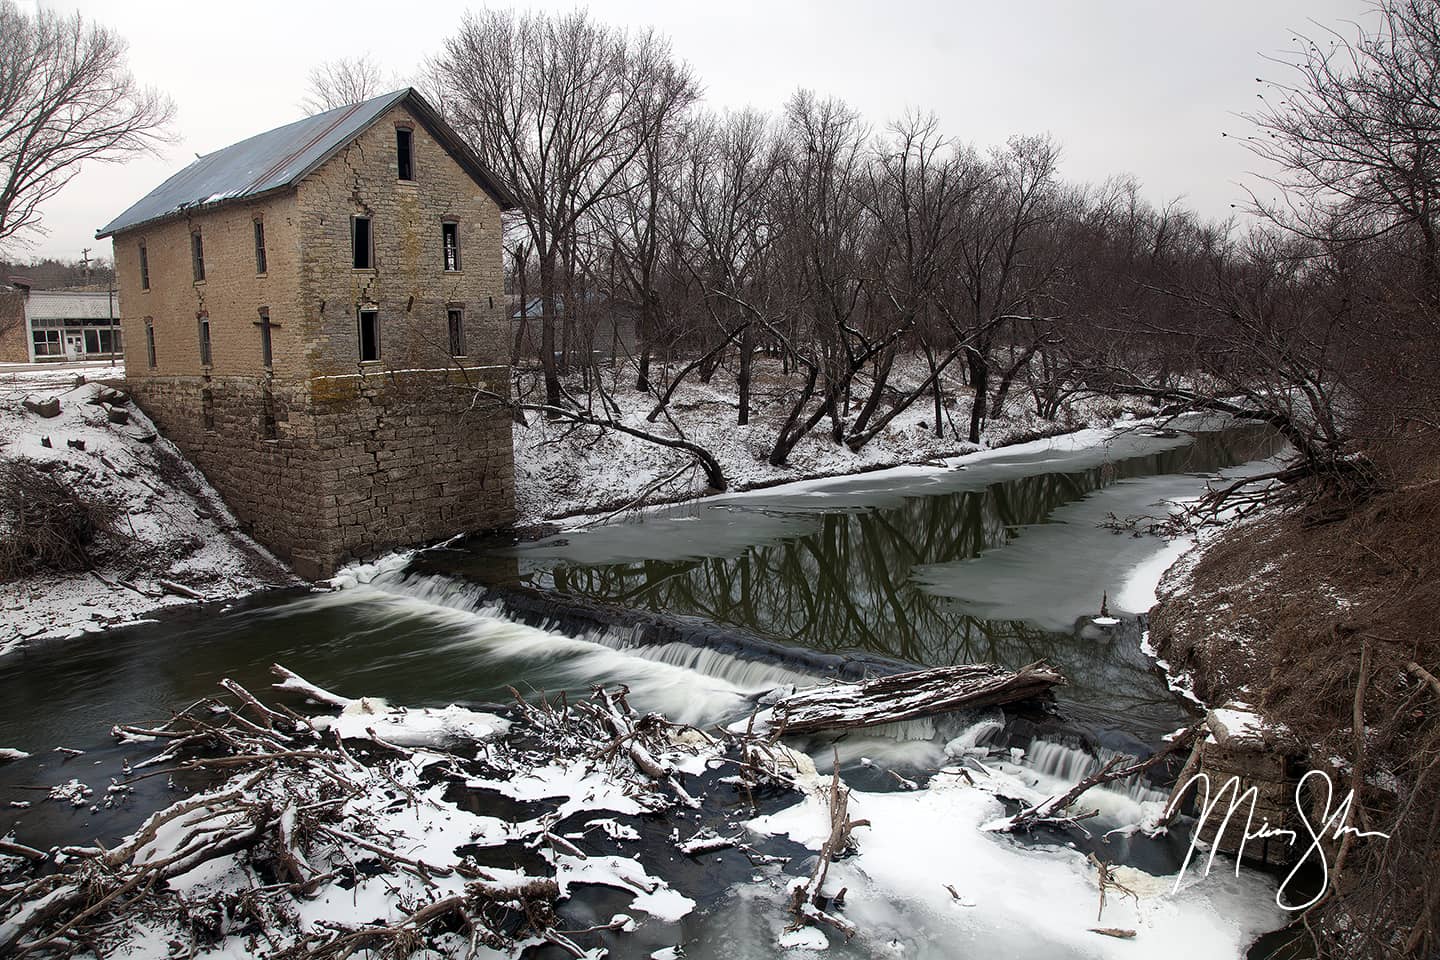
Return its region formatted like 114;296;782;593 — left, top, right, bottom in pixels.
0;367;294;651
512;357;1156;523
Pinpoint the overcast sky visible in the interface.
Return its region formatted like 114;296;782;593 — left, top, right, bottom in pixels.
16;0;1374;263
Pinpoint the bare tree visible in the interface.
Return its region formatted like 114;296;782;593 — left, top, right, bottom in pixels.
300;55;389;115
432;9;700;409
942;134;1064;443
0;1;173;250
1241;0;1440;298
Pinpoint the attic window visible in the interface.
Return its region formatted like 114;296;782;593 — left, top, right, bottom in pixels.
191;230;205;282
397;128;414;181
352;216;372;269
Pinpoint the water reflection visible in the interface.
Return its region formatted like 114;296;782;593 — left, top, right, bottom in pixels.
460;422;1284;740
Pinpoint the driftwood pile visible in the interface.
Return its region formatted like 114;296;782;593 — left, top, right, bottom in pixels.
0;656;1110;955
0;666;760;958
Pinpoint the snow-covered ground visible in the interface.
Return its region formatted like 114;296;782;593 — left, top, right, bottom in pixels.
0;366;294;651
513;356;1154;523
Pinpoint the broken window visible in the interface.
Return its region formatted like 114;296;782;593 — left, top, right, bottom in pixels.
442;221;460;272
145;318;156;368
191;230;205;282
352;216;372;269
448;308;465;356
139;242;150;290
197;313;212;366
357;308;380;362
258;308;273;369
397;128;414;180
254;218;267;274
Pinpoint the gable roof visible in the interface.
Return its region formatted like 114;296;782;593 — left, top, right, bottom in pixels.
97;88;515;239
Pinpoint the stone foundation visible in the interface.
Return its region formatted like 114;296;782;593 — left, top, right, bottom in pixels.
131;366;514;579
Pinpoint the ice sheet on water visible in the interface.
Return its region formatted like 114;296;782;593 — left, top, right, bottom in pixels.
910;456;1283;630
748;764;1285;959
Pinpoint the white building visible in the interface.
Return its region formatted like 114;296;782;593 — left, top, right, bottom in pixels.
24;289;122;362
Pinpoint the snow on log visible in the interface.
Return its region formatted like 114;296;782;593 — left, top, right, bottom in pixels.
765;661;1064;735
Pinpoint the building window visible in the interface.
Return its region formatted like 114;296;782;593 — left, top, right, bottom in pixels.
139;242;150;290
352;216;372;269
197;313;212;366
254;218;267;274
83;328;121;355
191;230;205;282
32;328;62;358
257;308;273;369
145;317;156;368
396;128;414;181
447;308;466;356
357;308;380;362
442;221;460;272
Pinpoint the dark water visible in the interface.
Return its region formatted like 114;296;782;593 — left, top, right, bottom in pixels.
442;419;1285;740
0;417;1282;857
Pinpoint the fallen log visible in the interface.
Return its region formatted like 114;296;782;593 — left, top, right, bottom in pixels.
766;661;1064;735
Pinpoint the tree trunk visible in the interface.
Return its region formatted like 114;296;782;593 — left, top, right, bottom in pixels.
966;346;989;444
539;248;561;411
737;323;754;425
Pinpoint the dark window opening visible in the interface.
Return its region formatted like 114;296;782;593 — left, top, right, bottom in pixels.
254;219;267;274
197;313;212;366
83;329;121;354
448;308;465;356
258;308;273;368
352;216;372;269
261;393;278;440
396;128;413;181
145;318;156;368
358;308;380;362
191;230;205;282
201;387;215;431
442;221;460;272
139;243;150;290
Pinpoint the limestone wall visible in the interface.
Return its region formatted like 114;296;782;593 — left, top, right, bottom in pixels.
112;98;516;578
130;366;514;579
0;287;27;363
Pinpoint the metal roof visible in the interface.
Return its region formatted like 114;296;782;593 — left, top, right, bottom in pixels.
25;291;116;321
97;88;515;239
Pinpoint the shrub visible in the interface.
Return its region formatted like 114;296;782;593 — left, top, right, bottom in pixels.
0;459;117;580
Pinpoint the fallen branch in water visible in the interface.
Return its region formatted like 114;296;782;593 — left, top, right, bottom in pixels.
0;666;790;959
996;721;1204;833
764;661;1064;735
787;753;868;942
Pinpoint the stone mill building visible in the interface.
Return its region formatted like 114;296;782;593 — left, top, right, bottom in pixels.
97;88;518;578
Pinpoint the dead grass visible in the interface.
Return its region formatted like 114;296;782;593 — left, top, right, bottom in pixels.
1151;460;1440;958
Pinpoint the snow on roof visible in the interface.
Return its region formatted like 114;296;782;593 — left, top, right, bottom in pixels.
97;88;514;239
24;290;116;321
